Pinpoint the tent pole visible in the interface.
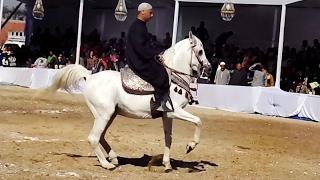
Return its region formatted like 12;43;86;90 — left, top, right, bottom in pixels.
171;0;179;46
271;7;278;48
75;0;84;65
275;4;286;88
0;0;3;33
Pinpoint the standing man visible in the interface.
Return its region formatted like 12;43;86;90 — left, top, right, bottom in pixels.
214;62;230;85
196;21;209;44
125;2;173;115
229;62;248;86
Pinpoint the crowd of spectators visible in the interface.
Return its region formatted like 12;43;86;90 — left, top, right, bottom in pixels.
1;23;319;95
187;21;320;95
0;27;172;73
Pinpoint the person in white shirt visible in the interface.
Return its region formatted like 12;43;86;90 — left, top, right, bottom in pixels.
214;62;230;85
249;63;267;87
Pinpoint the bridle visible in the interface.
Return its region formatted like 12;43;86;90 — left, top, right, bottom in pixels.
159;43;203;79
158;42;206;102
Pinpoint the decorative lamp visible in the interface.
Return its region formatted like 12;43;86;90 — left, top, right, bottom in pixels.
115;0;127;21
32;0;44;20
221;1;235;21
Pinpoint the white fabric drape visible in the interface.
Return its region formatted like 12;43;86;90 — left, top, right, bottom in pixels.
0;68;318;122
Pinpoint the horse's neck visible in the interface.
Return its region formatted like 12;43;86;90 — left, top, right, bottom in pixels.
163;40;192;84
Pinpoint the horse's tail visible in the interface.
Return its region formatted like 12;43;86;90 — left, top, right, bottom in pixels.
46;64;91;93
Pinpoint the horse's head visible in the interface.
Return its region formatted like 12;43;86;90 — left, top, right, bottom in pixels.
163;31;211;80
187;31;211;78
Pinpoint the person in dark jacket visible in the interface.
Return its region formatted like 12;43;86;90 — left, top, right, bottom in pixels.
229;62;248;86
125;2;173;114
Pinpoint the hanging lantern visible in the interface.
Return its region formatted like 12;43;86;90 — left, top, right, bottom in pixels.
221;1;235;21
114;0;127;22
32;0;44;20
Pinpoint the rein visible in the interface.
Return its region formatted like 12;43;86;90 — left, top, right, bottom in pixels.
158;45;202;101
159;45;202;78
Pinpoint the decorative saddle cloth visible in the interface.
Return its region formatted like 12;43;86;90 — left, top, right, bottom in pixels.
121;66;155;95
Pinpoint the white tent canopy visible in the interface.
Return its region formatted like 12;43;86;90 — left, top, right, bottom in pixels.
172;0;302;88
178;0;302;5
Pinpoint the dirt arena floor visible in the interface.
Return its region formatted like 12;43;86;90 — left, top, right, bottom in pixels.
0;86;319;179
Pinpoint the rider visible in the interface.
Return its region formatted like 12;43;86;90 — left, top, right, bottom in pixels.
125;2;173;114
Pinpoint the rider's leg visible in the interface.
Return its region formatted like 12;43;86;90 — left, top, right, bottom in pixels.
148;62;173;113
153;88;173;112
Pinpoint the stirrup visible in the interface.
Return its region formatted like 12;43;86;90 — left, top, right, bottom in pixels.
150;98;163;118
158;96;174;112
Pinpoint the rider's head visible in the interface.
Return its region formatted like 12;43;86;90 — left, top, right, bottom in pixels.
137;2;153;22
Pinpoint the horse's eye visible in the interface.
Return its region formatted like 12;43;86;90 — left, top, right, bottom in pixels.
198;50;203;56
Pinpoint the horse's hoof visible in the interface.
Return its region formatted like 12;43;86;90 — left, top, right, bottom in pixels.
186;141;198;154
164;168;173;173
110;158;119;167
186;145;193;154
102;162;116;170
108;166;117;171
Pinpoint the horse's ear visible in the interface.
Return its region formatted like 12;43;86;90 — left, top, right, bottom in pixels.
189;31;196;47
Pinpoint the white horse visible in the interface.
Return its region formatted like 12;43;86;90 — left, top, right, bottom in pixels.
47;32;210;172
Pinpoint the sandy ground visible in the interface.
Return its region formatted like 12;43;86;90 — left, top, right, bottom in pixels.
0;86;319;180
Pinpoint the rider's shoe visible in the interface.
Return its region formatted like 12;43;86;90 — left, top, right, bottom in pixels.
157;96;174;112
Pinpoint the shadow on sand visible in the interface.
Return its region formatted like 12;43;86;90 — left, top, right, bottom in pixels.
54;153;218;173
118;154;218;172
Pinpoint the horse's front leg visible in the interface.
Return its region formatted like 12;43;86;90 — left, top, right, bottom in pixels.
162;116;173;172
167;107;202;153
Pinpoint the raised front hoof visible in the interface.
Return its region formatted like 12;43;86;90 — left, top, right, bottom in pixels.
186;145;194;154
186;142;197;154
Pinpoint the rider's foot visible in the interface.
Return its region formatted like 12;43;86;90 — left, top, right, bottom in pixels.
157;100;174;112
150;99;163;118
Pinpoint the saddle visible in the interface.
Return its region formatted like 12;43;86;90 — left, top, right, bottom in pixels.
121;66;165;118
120;65;155;95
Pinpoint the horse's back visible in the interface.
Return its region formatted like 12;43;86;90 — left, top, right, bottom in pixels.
82;70;152;118
83;70;121;102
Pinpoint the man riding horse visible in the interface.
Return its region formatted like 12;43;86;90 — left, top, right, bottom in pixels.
125;2;173;114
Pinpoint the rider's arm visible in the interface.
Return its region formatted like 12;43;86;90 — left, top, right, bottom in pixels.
130;29;160;60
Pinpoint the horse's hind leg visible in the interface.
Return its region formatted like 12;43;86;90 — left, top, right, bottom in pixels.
86;100;116;170
99;112;119;166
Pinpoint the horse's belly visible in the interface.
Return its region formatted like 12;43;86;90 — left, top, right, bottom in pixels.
117;107;152;119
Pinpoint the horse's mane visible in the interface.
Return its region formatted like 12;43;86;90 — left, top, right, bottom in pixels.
162;39;189;67
162;46;175;66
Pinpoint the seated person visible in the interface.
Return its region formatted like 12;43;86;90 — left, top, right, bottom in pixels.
31;57;48;68
47;50;57;69
86;54;98;71
54;54;67;69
